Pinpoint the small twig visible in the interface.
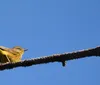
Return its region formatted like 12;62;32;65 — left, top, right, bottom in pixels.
0;46;100;71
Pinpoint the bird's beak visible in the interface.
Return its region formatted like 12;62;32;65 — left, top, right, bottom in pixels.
24;49;28;51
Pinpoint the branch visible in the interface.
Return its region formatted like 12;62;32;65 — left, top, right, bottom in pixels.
0;46;100;71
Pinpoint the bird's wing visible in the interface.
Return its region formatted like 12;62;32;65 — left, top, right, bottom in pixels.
0;46;9;51
0;46;17;55
0;46;14;62
0;55;10;63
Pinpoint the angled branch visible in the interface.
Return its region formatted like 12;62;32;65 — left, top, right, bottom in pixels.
0;46;100;71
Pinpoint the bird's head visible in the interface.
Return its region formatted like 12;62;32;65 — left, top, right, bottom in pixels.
12;46;28;55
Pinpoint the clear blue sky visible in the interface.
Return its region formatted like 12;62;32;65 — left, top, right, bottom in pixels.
0;0;100;85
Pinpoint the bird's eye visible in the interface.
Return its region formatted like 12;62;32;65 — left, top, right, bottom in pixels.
16;48;22;50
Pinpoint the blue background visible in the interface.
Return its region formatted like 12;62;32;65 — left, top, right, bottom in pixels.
0;0;100;85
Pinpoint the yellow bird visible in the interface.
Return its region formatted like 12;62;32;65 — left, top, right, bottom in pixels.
0;46;27;63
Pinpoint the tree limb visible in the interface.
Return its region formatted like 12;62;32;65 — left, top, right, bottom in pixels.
0;46;100;71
